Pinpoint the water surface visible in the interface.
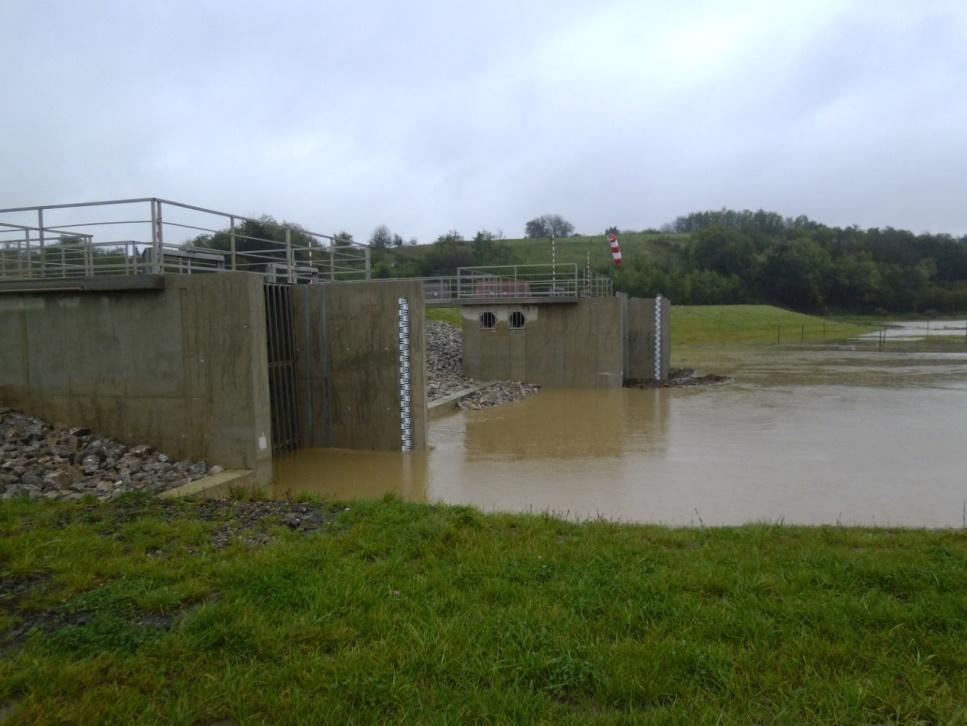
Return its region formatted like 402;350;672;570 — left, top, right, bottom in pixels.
274;342;967;527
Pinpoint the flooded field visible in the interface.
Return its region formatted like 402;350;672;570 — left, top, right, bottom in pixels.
274;334;967;527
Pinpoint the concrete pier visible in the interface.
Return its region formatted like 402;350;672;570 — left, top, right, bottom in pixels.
0;273;274;485
461;296;670;388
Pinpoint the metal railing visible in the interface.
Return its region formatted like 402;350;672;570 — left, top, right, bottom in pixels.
458;263;612;300
0;197;371;284
420;264;613;303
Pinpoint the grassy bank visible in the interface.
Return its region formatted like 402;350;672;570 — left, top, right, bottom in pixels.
430;304;875;351
426;307;462;326
670;305;874;349
394;232;688;270
1;495;965;723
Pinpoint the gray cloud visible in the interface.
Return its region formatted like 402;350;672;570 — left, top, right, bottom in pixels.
2;0;965;241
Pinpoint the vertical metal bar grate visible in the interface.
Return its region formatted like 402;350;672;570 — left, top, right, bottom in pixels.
398;297;412;452
264;283;301;454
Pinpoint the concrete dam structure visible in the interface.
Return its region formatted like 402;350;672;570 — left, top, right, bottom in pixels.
0;273;427;488
462;296;670;388
0;197;671;490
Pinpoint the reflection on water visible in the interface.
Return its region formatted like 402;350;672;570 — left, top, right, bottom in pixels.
274;448;428;502
273;341;967;528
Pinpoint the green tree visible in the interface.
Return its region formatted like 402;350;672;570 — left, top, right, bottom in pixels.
369;225;392;250
525;215;574;239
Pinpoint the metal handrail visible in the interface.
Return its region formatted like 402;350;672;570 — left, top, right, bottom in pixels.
0;197;372;284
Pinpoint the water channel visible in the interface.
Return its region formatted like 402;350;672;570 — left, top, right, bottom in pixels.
274;323;967;528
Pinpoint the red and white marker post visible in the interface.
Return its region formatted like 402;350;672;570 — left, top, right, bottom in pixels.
607;232;622;265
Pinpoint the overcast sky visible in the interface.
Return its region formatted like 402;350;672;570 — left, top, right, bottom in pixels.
2;0;966;242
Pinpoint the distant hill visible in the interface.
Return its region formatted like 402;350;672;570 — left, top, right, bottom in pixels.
387;231;688;272
377;210;967;313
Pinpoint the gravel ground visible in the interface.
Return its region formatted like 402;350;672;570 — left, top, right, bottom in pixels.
0;409;217;501
425;320;540;408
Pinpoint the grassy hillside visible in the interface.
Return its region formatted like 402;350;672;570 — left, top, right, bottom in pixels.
391;232;688;271
1;495;964;722
671;305;874;347
497;232;688;268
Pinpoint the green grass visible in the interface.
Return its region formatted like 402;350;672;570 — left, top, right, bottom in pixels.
672;305;875;349
1;495;965;723
393;232;687;271
498;232;688;269
426;307;462;326
431;303;876;353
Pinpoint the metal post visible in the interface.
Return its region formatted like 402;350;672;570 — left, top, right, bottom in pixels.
330;237;336;281
37;209;45;278
550;232;556;292
229;216;237;271
285;227;294;283
150;199;164;274
364;244;371;280
22;229;30;279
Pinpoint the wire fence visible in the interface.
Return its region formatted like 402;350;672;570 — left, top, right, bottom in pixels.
679;320;967;348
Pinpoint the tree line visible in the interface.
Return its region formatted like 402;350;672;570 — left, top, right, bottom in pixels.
618;210;967;313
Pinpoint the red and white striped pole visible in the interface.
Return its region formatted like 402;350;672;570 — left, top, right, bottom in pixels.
607;232;622;265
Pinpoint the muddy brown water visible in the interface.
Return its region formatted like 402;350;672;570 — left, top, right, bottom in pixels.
273;338;967;527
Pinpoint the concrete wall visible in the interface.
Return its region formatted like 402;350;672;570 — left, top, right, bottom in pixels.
626;297;671;383
462;297;627;388
0;273;274;485
462;296;670;388
291;279;427;451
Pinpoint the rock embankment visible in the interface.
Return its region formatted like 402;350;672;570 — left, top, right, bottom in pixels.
425;320;539;409
457;381;541;411
0;409;217;501
626;368;732;389
425;320;471;400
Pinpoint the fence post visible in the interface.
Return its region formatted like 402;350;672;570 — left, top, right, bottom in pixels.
37;208;46;278
777;326;781;345
801;324;805;342
229;216;237;271
150;199;164;274
22;229;30;279
330;237;336;281
285;227;294;283
364;244;371;280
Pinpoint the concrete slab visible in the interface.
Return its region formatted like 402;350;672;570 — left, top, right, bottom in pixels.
427;382;494;420
0;275;165;294
159;469;257;499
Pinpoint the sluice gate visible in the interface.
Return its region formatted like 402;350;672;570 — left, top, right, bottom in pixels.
264;283;301;455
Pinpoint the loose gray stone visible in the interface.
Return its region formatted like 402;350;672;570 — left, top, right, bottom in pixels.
0;410;220;501
425;320;540;409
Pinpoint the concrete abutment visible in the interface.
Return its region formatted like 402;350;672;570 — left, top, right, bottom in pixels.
461;296;670;388
0;274;429;490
